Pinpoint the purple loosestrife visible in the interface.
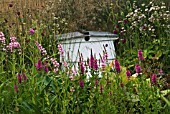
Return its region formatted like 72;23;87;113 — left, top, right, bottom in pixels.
158;69;163;75
93;59;98;70
44;65;49;73
6;37;20;52
29;28;35;34
100;85;103;93
80;62;85;74
17;74;22;83
14;84;19;93
89;54;94;68
95;80;98;85
35;41;47;55
79;80;84;88
0;32;5;43
135;64;141;73
151;74;157;85
101;52;107;71
22;73;27;82
126;70;131;79
115;59;121;73
138;49;144;61
35;59;43;70
58;44;64;57
50;58;60;73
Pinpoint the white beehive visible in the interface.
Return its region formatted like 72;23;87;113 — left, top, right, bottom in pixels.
57;31;118;65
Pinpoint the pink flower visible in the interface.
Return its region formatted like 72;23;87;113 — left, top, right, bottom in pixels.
79;80;84;88
54;68;58;73
14;84;19;93
89;54;94;68
95;80;98;85
158;69;163;75
126;70;131;79
113;30;118;34
17;74;22;83
100;85;103;93
10;37;16;42
135;64;141;73
138;49;144;61
35;59;43;70
22;73;27;82
115;59;121;73
121;38;126;43
151;74;157;85
44;65;49;73
58;44;64;57
80;62;85;74
29;28;35;34
35;41;47;55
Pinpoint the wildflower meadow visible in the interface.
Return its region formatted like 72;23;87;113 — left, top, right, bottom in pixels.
0;0;170;113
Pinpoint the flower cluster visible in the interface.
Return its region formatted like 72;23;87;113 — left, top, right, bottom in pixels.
89;52;98;70
6;37;20;52
35;41;47;55
114;59;121;73
35;59;49;73
0;32;5;44
58;43;64;57
17;73;27;83
138;49;144;61
50;58;60;73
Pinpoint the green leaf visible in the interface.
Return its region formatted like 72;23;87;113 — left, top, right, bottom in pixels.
161;95;170;107
155;51;162;60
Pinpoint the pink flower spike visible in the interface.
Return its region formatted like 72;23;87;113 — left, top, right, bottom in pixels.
44;65;49;73
151;74;157;85
17;74;22;83
95;80;98;85
35;59;43;70
14;84;19;93
138;49;144;61
115;59;121;73
79;80;84;88
22;73;27;82
100;85;103;93
126;70;131;79
135;64;141;73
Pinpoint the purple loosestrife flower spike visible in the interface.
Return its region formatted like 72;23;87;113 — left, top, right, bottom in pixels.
151;74;157;85
93;59;98;70
80;62;85;74
22;73;27;82
14;84;19;93
159;69;163;75
58;44;64;57
44;65;49;73
17;74;22;83
29;28;35;34
95;80;98;85
135;64;141;73
115;59;121;73
138;49;144;61
35;59;43;70
100;85;103;93
126;70;131;79
79;80;84;88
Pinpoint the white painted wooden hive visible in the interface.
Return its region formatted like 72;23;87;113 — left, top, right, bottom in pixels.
57;31;118;65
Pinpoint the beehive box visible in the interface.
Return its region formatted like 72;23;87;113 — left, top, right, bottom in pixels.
57;31;118;65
